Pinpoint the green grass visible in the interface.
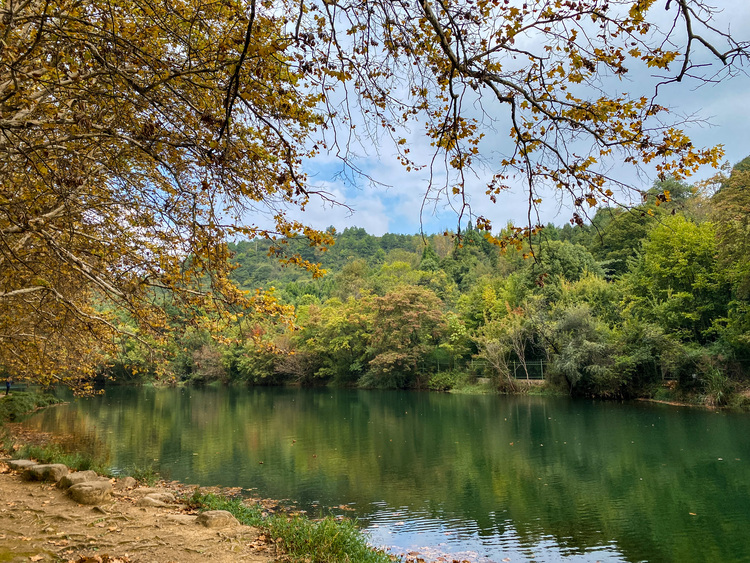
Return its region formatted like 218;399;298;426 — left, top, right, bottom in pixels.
14;442;114;475
123;463;161;486
7;441;161;485
0;391;61;423
188;491;396;563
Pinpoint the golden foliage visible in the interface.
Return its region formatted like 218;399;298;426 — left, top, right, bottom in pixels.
1;0;746;386
0;0;326;387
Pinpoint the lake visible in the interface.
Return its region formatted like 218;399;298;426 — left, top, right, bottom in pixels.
19;386;750;562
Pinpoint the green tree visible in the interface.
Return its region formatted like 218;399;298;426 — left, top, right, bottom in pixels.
365;286;447;388
589;178;696;277
624;216;729;343
708;157;750;361
295;297;374;385
3;0;747;387
525;240;604;296
475;304;533;393
547;303;618;397
712;157;750;298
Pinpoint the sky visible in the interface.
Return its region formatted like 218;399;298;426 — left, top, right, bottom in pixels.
279;1;750;237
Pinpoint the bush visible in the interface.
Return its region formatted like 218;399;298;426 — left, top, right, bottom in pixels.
701;368;733;407
426;370;469;391
0;391;60;423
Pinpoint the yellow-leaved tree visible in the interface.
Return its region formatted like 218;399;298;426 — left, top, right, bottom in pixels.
0;0;329;388
1;0;746;387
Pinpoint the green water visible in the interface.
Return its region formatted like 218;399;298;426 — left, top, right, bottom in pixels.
20;386;750;562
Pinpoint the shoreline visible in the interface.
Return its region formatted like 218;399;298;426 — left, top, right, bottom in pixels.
132;379;750;410
0;458;278;563
0;395;399;563
0;442;398;563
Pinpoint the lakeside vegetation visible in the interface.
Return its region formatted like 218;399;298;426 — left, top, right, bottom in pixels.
0;392;61;424
188;492;393;563
96;159;750;407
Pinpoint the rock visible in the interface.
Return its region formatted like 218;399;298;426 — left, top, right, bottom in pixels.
57;470;99;489
145;492;175;503
114;476;137;490
136;491;176;507
68;480;112;505
195;510;239;529
23;463;69;482
137;496;168;507
131;487;162;497
8;459;37;471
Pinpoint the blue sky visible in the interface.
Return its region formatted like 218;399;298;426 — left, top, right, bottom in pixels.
282;2;750;237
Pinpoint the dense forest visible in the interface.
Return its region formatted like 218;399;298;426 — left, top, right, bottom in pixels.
109;158;750;405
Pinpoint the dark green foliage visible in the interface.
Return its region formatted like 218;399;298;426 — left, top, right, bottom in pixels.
546;304;619;397
0;392;61;423
710;158;750;361
589;207;655;278
527;240;604;288
75;168;749;403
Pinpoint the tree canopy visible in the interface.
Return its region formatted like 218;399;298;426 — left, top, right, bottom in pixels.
1;0;748;385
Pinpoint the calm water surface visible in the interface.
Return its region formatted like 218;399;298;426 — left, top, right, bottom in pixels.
20;387;750;562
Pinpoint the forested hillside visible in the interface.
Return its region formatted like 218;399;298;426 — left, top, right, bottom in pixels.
109;162;750;405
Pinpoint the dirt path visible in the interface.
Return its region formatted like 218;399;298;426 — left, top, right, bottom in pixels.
0;460;278;563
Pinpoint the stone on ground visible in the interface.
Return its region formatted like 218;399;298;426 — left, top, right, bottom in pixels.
114;476;137;490
23;463;69;482
196;510;240;528
137;496;169;507
57;470;100;489
68;479;113;505
7;459;37;470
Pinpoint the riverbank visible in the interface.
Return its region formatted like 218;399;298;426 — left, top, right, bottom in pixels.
0;458;277;562
0;393;398;563
137;374;750;410
0;441;396;563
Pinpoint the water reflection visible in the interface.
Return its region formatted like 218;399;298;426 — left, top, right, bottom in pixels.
21;387;750;562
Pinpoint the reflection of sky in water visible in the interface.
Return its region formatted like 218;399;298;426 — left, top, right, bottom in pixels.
362;503;626;563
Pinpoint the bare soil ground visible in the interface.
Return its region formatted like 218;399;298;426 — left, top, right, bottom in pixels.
0;460;278;563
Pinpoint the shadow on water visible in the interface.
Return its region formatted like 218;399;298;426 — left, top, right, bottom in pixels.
21;386;750;562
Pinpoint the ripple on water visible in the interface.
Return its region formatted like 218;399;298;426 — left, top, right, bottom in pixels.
363;506;629;563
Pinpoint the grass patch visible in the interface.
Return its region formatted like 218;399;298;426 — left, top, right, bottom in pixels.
652;386;676;402
7;440;161;485
14;442;113;476
0;391;61;423
122;463;161;486
188;491;394;563
524;383;563;397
